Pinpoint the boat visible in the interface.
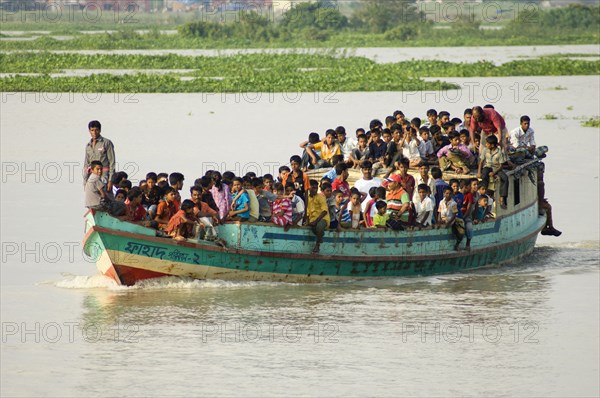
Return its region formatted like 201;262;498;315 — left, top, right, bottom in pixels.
83;159;547;286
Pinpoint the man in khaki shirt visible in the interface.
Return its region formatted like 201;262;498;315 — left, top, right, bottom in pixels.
83;120;116;191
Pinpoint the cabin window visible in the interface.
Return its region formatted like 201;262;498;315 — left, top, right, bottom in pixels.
513;177;521;206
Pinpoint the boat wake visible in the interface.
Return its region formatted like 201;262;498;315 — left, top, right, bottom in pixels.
52;273;288;290
537;240;600;250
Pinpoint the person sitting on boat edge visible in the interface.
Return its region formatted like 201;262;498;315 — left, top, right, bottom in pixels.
190;186;220;240
372;201;389;229
413;184;434;229
383;174;411;230
155;187;178;230
348;133;370;169
165;199;197;241
305;179;330;254
437;186;465;251
271;183;293;231
85;160;125;217
227;177;251;222
121;188;157;228
461;179;479;251
331;162;351;200
252;177;278;223
339;190;364;230
285;182;305;227
353;160;383;213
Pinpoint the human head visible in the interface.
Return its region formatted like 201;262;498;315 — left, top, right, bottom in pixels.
463;108;473;126
393;110;405;123
426;109;438;124
429;125;442;140
419;126;430;141
459;129;470;145
181;199;195;215
443;186;453;200
357;134;368;147
252;177;264;193
231;177;243;192
335;163;348;180
114;189;126;202
382;129;392;143
279;165;290;181
361;160;373;179
309;179;319;196
472;106;484;123
325;129;336;144
333;189;343;204
448;131;460;146
356;128;365;138
431;166;443;180
273;182;284;195
375;200;387;215
385;116;395;128
321;181;332;197
410;117;421;129
285;182;295;196
88;120;101;140
308;132;320;144
417;183;429;200
350;191;361;206
438;111;450;125
397;158;409;175
90;160;103;176
419;164;429;178
335;126;346;142
370;129;381;142
289;155;302;171
478;195;489;206
169;172;184;190
485;134;499;149
449;178;459;193
369;119;383;131
190;186;202;202
127;187;143;204
520;115;531;131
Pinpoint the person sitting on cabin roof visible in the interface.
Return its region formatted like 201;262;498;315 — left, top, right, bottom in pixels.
367;128;387;171
349;133;371;169
423;109;438;128
271;182;293;231
304;129;341;169
438;131;475;175
398;126;422;168
478;134;509;209
430;125;450;156
323;155;344;182
299;132;322;170
508;115;537;163
418;126;436;165
305;179;330;254
335;126;356;163
414;184;434;229
165;199;197;241
438;111;451;130
437;186;465;251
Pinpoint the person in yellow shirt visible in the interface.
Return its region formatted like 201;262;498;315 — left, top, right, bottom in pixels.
305;130;341;169
304;180;330;253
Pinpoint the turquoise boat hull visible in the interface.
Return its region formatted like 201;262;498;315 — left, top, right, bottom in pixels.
83;163;546;285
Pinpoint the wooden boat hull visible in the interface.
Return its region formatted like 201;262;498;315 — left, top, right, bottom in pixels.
82;160;546;285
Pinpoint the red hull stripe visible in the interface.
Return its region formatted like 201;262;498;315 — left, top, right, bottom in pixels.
113;263;170;286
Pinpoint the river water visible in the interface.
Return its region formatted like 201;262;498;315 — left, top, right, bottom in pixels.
1;70;599;395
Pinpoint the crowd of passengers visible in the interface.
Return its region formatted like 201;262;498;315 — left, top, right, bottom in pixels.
85;105;558;253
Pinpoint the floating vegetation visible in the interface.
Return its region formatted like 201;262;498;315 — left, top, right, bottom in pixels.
581;117;600;128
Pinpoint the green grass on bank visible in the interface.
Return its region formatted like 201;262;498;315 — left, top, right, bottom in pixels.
1;52;598;93
0;27;598;51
